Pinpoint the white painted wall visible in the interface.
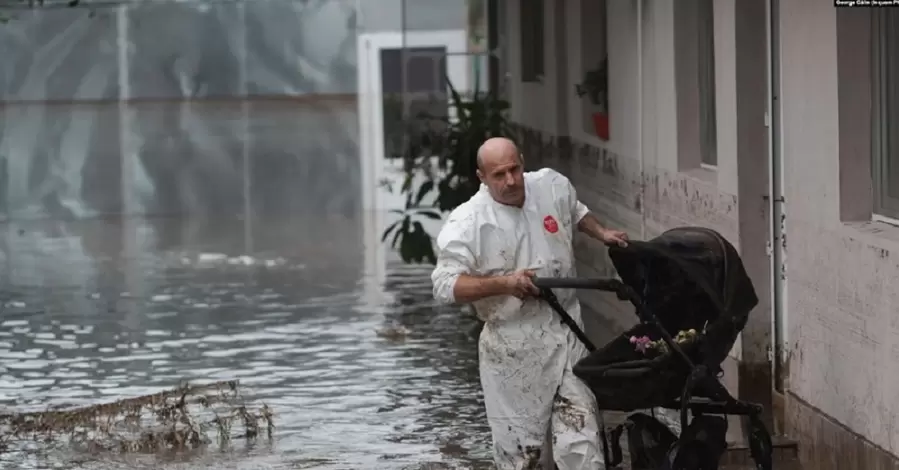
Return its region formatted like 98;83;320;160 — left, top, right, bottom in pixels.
506;0;747;357
501;1;776;444
504;0;561;135
563;0;640;159
781;0;899;457
497;0;899;457
510;0;742;194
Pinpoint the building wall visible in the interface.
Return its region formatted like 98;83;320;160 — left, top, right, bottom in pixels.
501;0;899;465
502;0;773;407
780;0;899;466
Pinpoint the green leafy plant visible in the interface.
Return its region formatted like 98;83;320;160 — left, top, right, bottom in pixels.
575;57;609;109
381;77;512;264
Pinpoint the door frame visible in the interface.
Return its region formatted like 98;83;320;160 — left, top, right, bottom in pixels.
357;29;470;212
357;29;468;302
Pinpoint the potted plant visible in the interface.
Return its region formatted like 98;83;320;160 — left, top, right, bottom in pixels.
381;77;512;265
575;57;609;141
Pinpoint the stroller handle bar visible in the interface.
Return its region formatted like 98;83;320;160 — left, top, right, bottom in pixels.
532;277;625;292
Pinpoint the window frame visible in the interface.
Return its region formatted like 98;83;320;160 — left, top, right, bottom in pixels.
565;0;614;151
519;0;545;83
872;9;899;221
697;0;718;168
577;0;608;137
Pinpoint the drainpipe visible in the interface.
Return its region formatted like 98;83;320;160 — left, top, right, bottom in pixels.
764;0;788;393
637;0;646;241
400;0;408;138
116;5;131;216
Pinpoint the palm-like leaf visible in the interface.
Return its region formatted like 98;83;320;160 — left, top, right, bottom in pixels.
381;77;513;264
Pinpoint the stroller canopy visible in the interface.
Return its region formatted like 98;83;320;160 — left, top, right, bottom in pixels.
607;226;759;369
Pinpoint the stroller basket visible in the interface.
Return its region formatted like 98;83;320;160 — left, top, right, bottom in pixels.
579;322;695;412
532;226;774;470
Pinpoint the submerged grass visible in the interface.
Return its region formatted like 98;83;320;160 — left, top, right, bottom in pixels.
0;380;273;458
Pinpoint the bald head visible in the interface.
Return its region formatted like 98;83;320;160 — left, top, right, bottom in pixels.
477;137;521;171
476;137;526;207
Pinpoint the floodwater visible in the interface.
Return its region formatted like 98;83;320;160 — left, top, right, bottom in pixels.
0;213;798;470
0;214;494;470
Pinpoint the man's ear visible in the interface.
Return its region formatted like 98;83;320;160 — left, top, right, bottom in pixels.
476;169;485;183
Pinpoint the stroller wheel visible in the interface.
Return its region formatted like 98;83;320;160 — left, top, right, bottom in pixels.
664;413;729;470
746;415;774;470
665;443;720;470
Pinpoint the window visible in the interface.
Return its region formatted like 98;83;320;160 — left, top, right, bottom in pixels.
519;0;544;82
697;0;718;167
576;0;608;139
379;48;448;160
873;9;899;220
674;0;717;171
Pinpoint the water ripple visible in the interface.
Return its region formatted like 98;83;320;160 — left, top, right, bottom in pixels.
0;216;492;470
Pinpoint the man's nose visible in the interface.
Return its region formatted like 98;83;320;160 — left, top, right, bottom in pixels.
505;173;517;186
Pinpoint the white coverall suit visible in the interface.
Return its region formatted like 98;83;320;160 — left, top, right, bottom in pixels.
431;168;604;470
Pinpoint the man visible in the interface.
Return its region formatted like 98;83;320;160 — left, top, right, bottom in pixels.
430;137;628;470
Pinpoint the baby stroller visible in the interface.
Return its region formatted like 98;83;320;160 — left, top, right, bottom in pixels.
532;226;774;470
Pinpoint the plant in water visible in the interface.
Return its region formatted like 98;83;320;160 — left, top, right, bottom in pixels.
0;380;273;459
381;77;513;264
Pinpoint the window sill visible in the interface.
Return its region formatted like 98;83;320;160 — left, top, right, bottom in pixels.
680;165;718;185
840;218;899;254
569;128;627;158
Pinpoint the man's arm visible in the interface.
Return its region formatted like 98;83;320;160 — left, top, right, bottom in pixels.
432;243;520;304
577;211;608;240
431;217;509;305
450;274;511;304
565;177;630;246
431;217;538;305
575;208;629;246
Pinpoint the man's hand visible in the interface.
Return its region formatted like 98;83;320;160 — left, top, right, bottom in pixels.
450;270;540;304
577;213;630;247
502;269;540;299
600;228;629;247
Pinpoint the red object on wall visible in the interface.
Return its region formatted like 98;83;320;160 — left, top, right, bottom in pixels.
592;112;610;141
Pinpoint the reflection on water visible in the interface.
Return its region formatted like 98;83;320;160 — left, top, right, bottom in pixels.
0;214;492;470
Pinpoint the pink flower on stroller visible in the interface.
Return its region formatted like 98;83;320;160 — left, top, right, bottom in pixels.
629;335;652;353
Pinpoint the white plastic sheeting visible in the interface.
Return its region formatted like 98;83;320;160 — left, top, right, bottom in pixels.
0;0;361;221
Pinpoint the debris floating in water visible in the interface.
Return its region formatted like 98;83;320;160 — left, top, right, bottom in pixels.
182;253;289;269
0;380;274;457
376;324;410;341
228;255;255;266
197;253;228;264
